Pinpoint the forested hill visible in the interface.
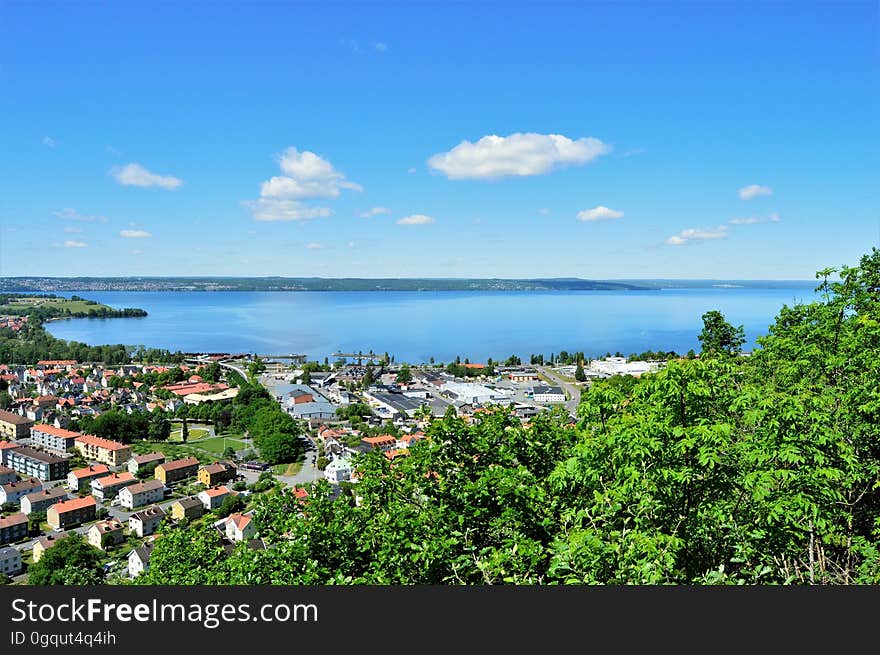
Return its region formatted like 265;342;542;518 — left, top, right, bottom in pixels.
131;249;880;586
1;277;652;292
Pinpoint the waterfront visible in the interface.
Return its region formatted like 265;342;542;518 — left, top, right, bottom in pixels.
41;286;818;362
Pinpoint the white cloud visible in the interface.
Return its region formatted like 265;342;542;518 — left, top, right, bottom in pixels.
538;208;551;216
63;240;87;248
112;163;183;190
407;167;417;174
42;136;56;148
665;226;729;245
359;207;392;218
131;249;143;255
577;206;624;222
347;241;355;248
63;226;82;233
738;184;772;200
374;42;388;52
728;213;781;225
305;242;325;250
244;199;334;222
53;208;108;223
427;132;611;180
397;214;435;225
248;147;359;222
120;229;152;238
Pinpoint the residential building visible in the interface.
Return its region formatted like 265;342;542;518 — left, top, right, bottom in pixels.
128;506;166;538
197;485;231;510
532;385;566;404
324;455;353;484
0;465;16;486
74;435;132;467
225;512;256;542
87;519;124;550
0;441;21;467
397;432;426;449
20;487;68;515
29;424;81;453
197;461;237;487
155;457;199;484
0;513;27;544
360;435;397;453
6;446;69;481
47;495;96;530
508;369;540;382
0;410;33;440
0;477;42;505
0;546;22;577
126;452;165;476
118;479;165;509
128;542;154;578
170;496;204;521
32;531;70;562
66;464;110;491
90;472;137;501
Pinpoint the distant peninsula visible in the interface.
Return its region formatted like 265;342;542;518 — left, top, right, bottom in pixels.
0;277;817;293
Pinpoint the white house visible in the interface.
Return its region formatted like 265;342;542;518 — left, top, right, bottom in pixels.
532;385;566;404
225;512;256;542
197;486;231;510
0;546;22;577
128;506;166;538
324;456;352;484
128;542;155;578
118;479;165;510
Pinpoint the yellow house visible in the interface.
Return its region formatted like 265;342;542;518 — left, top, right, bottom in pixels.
197;461;237;487
74;435;132;467
32;531;70;562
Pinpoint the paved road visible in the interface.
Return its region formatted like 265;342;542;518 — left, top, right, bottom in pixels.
538;366;582;414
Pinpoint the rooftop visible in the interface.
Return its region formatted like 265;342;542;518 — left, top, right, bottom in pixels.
75;434;129;451
0;410;32;426
50;495;96;513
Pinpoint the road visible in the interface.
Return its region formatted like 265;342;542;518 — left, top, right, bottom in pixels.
537;366;582;414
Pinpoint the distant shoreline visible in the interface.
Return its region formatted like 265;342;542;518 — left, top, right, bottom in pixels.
0;277;818;293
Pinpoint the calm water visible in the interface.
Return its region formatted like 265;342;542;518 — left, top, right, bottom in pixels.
42;288;818;363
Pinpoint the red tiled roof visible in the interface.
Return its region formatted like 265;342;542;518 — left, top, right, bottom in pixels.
75;434;129;451
32;424;82;439
69;465;110;479
0;410;32;426
0;512;27;529
159;457;199;472
92;472;135;488
203;486;230;498
362;435;397;445
226;513;251;530
50;495;96;513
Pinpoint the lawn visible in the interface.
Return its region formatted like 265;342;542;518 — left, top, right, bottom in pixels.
169;427;210;442
191;436;248;455
0;296;113;314
271;462;304;477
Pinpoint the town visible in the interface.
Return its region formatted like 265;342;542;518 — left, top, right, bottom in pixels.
0;346;666;584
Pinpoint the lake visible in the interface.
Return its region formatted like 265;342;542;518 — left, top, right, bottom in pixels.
41;287;818;363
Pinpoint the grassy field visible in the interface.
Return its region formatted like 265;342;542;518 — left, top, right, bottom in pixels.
0;296;113;314
193;436;248;455
169;427;210;442
272;462;303;476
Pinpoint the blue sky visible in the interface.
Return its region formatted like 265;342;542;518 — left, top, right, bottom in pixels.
1;1;877;279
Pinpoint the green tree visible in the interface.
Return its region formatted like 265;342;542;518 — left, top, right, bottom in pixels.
698;310;746;356
396;363;412;384
574;360;586;382
147;412;171;441
181;417;188;443
28;535;104;585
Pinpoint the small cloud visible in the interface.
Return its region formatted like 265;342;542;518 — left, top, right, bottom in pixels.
120;229;152;238
728;213;782;225
397;214;435;225
473;217;482;224
619;148;645;158
63;226;82;233
428;132;611;180
738;184;772;200
664;226;729;246
347;241;355;248
577;206;624;222
359;207;391;218
64;240;87;248
131;249;143;255
106;145;122;156
53;208;108;223
305;242;325;250
244;199;334;222
340;38;361;53
42;136;56;148
112;163;183;190
538;208;551;216
374;42;388;52
407;167;417;174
